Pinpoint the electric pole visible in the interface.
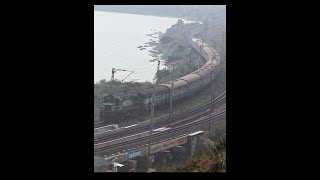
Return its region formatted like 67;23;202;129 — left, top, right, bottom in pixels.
148;89;155;155
111;68;132;81
111;68;115;81
169;65;174;128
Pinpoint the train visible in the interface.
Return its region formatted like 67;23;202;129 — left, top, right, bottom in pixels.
100;25;222;122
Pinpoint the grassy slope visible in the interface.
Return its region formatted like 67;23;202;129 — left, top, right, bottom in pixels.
158;138;226;172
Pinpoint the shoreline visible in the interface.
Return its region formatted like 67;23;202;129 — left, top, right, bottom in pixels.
136;30;166;66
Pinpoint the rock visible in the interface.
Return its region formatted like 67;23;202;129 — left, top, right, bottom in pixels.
148;42;158;47
149;50;159;54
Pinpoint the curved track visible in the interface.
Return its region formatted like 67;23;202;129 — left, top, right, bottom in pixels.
94;91;225;143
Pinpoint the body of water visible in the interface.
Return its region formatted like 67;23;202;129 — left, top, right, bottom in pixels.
94;11;185;83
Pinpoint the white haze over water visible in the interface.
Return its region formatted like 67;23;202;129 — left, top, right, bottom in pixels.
94;11;190;83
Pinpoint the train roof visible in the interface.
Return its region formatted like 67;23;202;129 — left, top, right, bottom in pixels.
203;46;214;55
160;79;188;90
173;79;188;88
192;68;211;78
138;85;169;96
178;73;201;83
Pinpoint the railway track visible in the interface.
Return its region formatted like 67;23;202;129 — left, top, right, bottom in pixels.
94;91;226;143
94;103;226;145
94;109;226;154
94;91;224;129
94;121;106;128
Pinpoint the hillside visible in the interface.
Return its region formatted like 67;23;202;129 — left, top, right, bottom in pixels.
158;138;226;172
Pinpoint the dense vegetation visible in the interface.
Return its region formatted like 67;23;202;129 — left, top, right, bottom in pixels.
155;21;207;84
178;140;225;172
159;138;226;172
94;80;155;122
156;121;226;172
